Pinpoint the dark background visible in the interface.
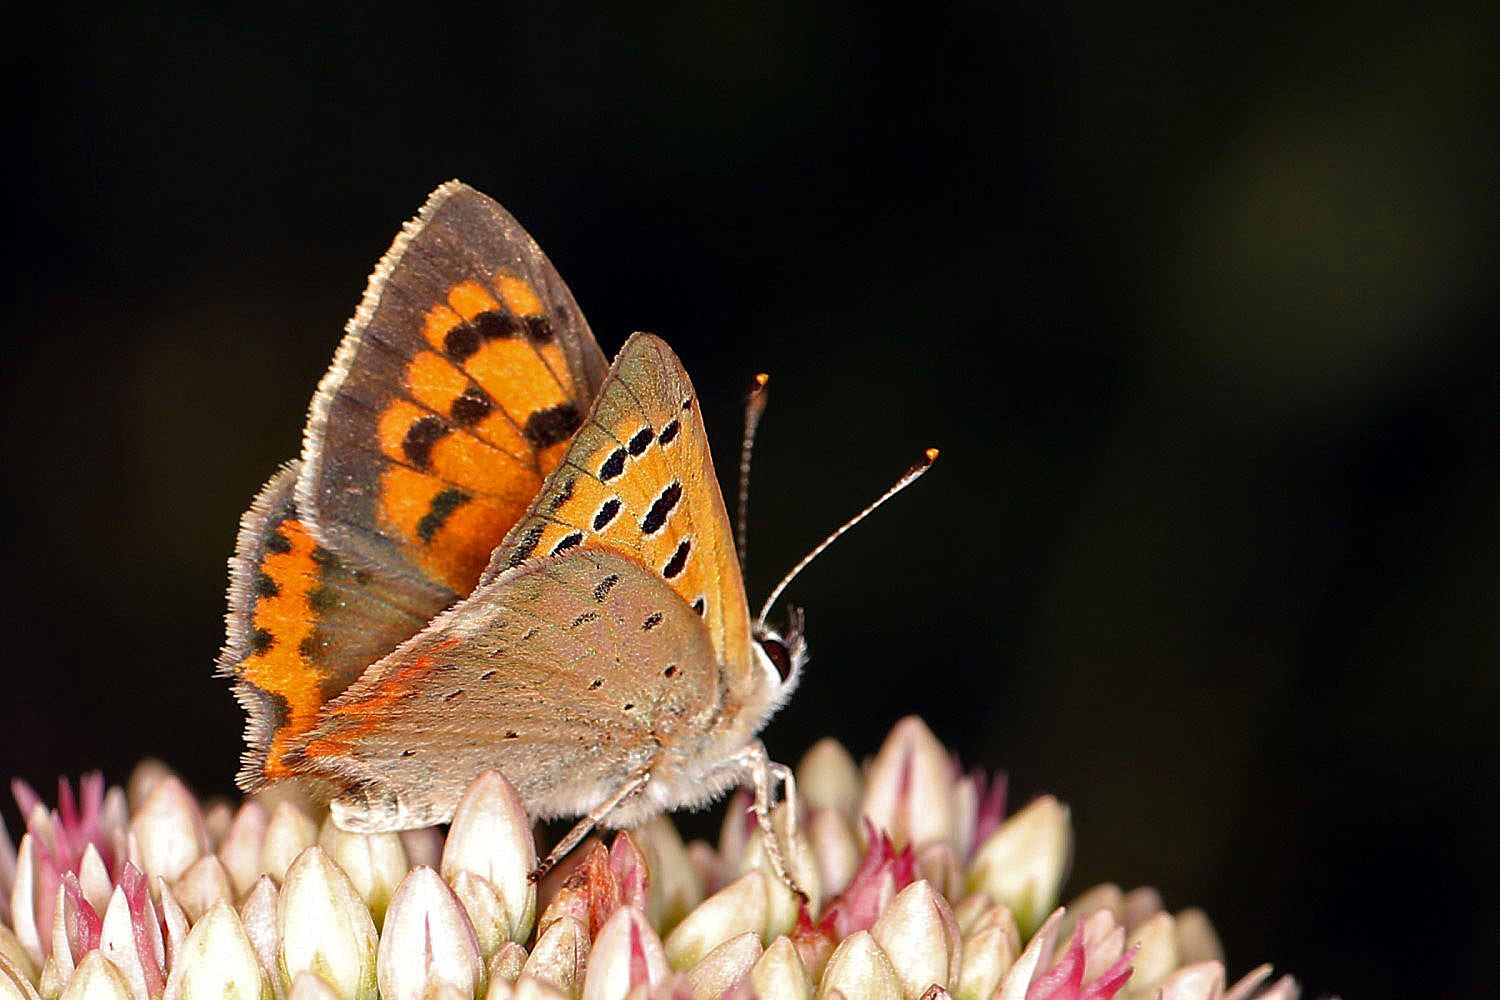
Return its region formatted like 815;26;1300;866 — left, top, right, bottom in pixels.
5;3;1496;996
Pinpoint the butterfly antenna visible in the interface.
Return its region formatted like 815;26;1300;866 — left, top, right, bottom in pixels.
756;447;940;629
737;372;771;577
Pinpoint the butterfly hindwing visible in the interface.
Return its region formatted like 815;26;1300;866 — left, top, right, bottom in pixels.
299;181;610;600
486;332;756;688
291;548;725;831
219;464;435;788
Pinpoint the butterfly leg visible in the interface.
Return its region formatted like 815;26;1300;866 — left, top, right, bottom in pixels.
725;740;806;898
770;760;798;839
532;769;652;882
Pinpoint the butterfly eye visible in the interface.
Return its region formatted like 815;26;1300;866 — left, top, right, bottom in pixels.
759;638;794;683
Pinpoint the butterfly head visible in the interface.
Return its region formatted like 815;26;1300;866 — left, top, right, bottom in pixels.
751;605;808;715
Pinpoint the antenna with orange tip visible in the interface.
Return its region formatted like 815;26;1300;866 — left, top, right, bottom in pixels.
755;447;939;629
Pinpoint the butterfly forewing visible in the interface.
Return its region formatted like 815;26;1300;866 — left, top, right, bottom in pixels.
299;182;609;599
291;548;724;830
487;333;756;686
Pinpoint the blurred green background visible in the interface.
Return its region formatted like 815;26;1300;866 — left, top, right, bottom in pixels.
4;3;1496;996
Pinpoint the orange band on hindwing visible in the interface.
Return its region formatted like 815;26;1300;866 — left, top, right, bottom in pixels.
234;518;329;780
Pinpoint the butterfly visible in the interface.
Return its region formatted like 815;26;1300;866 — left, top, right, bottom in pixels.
219;182;807;878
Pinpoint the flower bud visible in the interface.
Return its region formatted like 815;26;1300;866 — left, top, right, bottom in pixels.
174;856;234;923
162;899;272;1000
796;740;861;819
860;718;956;854
663;872;767;970
1174;908;1223;967
218;803;270;899
1124;912;1177;997
686;931;761;1000
260;804;318;885
489;940;528;984
1156;961;1225;1000
954;904;1019;1000
441;772;537;944
129;777;209;885
807;810;860;900
521;916;586;997
237;875;280;993
581;907;668;1000
815;930;902;1000
57;951;132;1000
750;935;813;1000
277;847;377;1000
318;819;408;929
377;867;484;1000
966;797;1070;936
869;881;960;998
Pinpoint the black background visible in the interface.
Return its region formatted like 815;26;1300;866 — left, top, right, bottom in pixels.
5;3;1497;997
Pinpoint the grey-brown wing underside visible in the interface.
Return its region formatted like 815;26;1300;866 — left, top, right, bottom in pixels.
290;548;722;831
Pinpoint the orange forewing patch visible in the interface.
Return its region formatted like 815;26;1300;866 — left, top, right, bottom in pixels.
447;280;500;320
463;339;572;425
376;465;539;593
422;303;465;352
495;270;543;316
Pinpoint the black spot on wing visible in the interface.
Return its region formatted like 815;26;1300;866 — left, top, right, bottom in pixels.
264;528;293;556
417;487;469;543
599;448;627;482
642;612;663;631
472;310;523;341
640;482;682;535
252;571;279;599
663;664;678;677
551;531;584;556
524;404;583;449
546;477;576;512
594;574;620;602
402;415;450;468
523;315;555;344
658;419;680;446
663;539;691;579
691;597;706;616
250;627;275;654
443;322;482;362
507;524;545;567
450;387;493;427
628;427;653;456
593;498;621;531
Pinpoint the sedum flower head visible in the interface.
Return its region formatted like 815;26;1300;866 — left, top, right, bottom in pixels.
0;718;1310;1000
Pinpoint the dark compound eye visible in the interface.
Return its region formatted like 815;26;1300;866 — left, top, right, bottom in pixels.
759;638;793;682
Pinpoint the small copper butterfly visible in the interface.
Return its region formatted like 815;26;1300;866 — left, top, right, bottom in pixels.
219;182;814;877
